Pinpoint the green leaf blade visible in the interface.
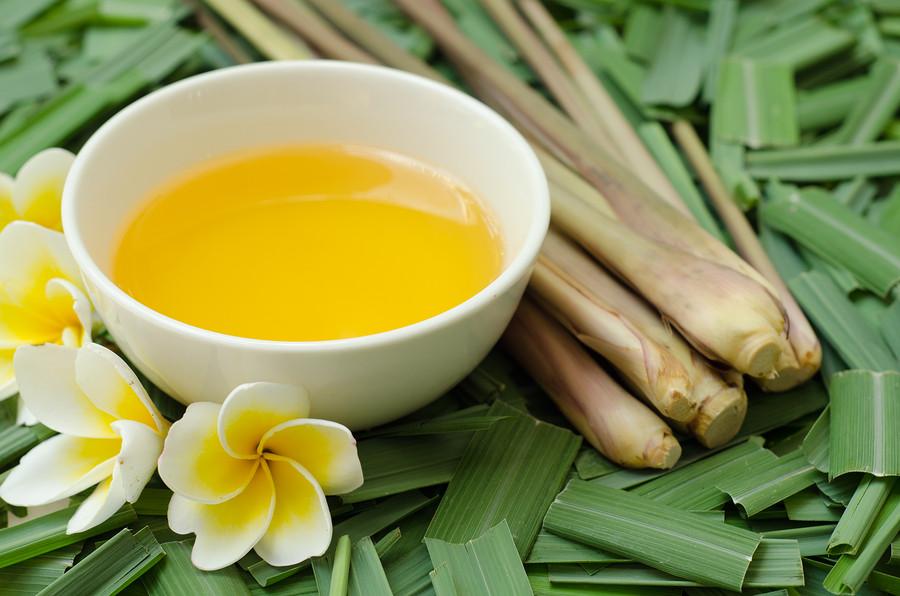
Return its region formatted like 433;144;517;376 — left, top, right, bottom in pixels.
544;481;761;591
425;520;531;596
829;370;900;477
424;401;580;557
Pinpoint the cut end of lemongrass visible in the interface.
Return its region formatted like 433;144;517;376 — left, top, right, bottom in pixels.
734;333;789;379
758;338;822;391
656;381;696;424
690;385;748;449
504;298;681;471
533;256;696;423
758;362;821;391
645;430;683;470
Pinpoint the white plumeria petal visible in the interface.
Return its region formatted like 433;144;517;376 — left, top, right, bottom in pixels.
45;279;92;347
218;382;310;459
0;221;82;307
259;419;362;495
0;434;118;506
0;347;16;400
66;475;127;534
169;462;276;571
110;419;163;503
11;148;73;232
76;344;164;433
158;402;257;504
13;344;116;438
0;173;16;230
254;455;332;567
65;419;163;533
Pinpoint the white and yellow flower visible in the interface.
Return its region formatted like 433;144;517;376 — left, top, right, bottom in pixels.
157;383;363;571
0;220;92;403
0;148;74;232
0;342;167;533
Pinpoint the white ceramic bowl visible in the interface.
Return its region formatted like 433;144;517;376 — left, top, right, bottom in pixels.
62;61;549;429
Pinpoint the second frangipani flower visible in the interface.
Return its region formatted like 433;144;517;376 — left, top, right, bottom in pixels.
157;382;363;570
0;342;167;533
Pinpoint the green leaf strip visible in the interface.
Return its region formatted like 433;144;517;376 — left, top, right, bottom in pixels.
425;520;531;595
716;450;822;517
544;480;761;591
829;370;900;477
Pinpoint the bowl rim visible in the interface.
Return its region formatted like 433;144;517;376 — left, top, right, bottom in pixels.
62;60;550;353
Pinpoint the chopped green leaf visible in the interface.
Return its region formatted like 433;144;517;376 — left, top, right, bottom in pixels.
702;0;738;101
342;433;469;503
425;401;580;557
641;6;706;106
783;489;843;522
828;58;900;145
425;520;531;595
764;185;900;296
761;524;835;557
383;543;432;596
796;76;867;131
141;539;250;595
829;370;900;477
824;486;900;594
788;273;897;368
38;526;164;595
0;504;136;569
828;475;896;555
717;450;822;517
623;4;662;62
245;491;436;586
346;536;391;595
712;57;797;148
747;141;900;181
0;49;58;105
545;481;761;591
631;440;773;510
737;18;854;71
573;448;619;481
0;544;79;594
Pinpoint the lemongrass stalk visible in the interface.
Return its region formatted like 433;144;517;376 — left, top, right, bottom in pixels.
202;0;312;60
541;148;616;218
189;0;254;64
549;189;792;379
253;0;377;64
395;0;786;321
504;298;681;470
305;1;432;78
531;259;696;422
542;231;747;447
671;120;821;389
475;0;616;155
516;0;688;215
300;0;448;82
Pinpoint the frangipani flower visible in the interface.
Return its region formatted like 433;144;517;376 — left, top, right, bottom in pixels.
0;220;92;402
0;148;74;232
157;383;363;570
0;342;167;533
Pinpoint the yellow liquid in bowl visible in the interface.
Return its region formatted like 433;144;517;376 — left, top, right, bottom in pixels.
113;145;503;341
